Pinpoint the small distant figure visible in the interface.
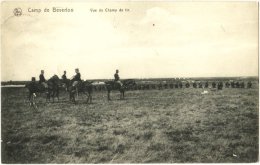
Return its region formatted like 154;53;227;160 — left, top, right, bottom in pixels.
29;77;37;94
39;70;48;88
204;81;209;88
231;81;235;88
217;82;223;90
235;81;240;88
185;82;190;88
247;81;252;88
27;77;37;107
198;82;203;88
212;82;216;88
193;82;197;88
179;82;183;88
114;69;123;86
240;82;245;88
225;82;230;88
71;68;81;87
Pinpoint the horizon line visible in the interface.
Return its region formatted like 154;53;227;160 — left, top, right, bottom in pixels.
1;76;258;82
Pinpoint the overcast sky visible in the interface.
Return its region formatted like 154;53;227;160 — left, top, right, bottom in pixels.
1;2;258;81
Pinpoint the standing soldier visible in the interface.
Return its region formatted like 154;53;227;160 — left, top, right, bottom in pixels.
247;81;252;88
204;81;209;88
225;81;230;88
39;70;48;88
185;82;190;88
28;77;38;107
212;82;216;88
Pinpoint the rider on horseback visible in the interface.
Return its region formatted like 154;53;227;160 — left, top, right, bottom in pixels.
114;69;123;87
39;70;48;88
71;68;81;87
62;70;67;81
62;70;69;90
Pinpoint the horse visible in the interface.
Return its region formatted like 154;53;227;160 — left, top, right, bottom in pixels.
105;79;136;101
45;75;60;102
63;80;93;104
25;75;61;106
25;82;38;109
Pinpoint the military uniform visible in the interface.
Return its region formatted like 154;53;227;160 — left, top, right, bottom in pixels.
72;73;81;87
39;74;48;88
114;73;122;86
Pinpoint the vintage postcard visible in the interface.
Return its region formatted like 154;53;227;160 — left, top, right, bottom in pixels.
1;1;258;163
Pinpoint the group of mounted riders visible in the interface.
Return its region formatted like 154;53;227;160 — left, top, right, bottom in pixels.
26;68;135;106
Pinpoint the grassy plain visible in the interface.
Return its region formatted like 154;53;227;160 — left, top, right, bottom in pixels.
1;86;259;163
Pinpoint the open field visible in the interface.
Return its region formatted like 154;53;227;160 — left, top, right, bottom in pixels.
1;85;259;163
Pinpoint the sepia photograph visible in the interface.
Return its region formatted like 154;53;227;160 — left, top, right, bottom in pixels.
1;1;259;163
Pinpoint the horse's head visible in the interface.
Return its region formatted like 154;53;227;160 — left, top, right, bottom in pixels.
48;74;60;84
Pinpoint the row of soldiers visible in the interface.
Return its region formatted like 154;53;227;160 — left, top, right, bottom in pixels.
31;69;123;88
156;81;253;90
35;68;81;88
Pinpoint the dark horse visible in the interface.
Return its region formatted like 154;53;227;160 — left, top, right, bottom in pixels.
63;80;93;104
105;79;136;101
25;75;60;106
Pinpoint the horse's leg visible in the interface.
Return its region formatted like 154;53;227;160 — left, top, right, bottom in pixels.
76;88;79;100
73;94;76;104
90;93;92;103
70;92;72;101
52;92;55;103
107;90;111;101
56;89;59;102
70;90;76;104
50;91;54;103
46;92;49;103
84;91;89;103
28;92;32;105
32;93;37;109
120;89;123;100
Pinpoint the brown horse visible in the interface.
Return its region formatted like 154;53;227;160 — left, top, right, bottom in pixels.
25;75;61;107
105;79;136;101
63;80;93;104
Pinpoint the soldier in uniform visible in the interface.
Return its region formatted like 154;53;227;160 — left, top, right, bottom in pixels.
247;81;252;88
217;82;223;90
62;71;67;81
225;81;230;88
231;81;235;88
114;69;123;86
212;82;216;88
39;70;48;88
28;77;38;106
71;68;81;87
204;81;209;88
198;82;203;88
185;82;190;88
193;82;197;88
62;71;69;90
